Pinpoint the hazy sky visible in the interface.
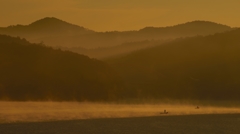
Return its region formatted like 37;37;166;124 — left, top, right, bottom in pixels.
1;0;240;31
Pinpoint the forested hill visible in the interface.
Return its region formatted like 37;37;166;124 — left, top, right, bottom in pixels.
0;17;94;37
107;29;240;100
0;35;122;101
139;20;232;38
0;18;233;49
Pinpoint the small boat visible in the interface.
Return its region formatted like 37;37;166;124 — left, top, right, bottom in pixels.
195;106;200;109
160;110;168;114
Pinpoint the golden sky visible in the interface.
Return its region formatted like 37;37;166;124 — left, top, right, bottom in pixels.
1;0;240;31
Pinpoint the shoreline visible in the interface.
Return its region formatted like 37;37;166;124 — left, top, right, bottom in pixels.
1;112;240;125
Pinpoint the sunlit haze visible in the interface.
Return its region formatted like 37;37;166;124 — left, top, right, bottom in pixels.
1;0;240;31
1;102;240;123
1;1;240;133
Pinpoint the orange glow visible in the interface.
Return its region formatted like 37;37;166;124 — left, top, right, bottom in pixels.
1;0;240;31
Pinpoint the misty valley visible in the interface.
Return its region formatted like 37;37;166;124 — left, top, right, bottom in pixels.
1;18;240;126
0;17;240;102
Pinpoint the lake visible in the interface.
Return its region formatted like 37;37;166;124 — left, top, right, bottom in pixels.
1;102;240;133
0;114;240;134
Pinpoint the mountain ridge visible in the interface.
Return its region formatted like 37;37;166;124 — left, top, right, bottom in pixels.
140;20;231;31
0;34;123;101
28;17;94;33
106;28;240;100
0;17;94;36
2;18;231;32
0;17;234;55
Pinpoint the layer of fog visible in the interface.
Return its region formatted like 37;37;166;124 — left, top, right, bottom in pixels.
1;101;240;123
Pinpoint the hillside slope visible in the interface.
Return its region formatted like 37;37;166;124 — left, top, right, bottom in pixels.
0;35;122;101
107;29;240;100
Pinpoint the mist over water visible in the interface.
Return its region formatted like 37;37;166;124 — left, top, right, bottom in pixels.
1;101;240;124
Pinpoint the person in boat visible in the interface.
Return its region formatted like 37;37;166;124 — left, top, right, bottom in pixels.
160;109;168;114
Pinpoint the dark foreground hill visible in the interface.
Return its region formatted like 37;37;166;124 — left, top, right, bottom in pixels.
0;35;122;101
107;29;240;100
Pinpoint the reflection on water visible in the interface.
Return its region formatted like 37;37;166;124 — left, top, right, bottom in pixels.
1;101;240;123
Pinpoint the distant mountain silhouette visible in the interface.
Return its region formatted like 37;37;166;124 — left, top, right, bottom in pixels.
107;28;240;100
139;20;231;36
0;17;94;38
67;21;233;58
0;34;123;101
66;20;232;49
28;17;94;34
0;18;233;51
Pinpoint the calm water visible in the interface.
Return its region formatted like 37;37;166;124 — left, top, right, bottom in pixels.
1;114;240;134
